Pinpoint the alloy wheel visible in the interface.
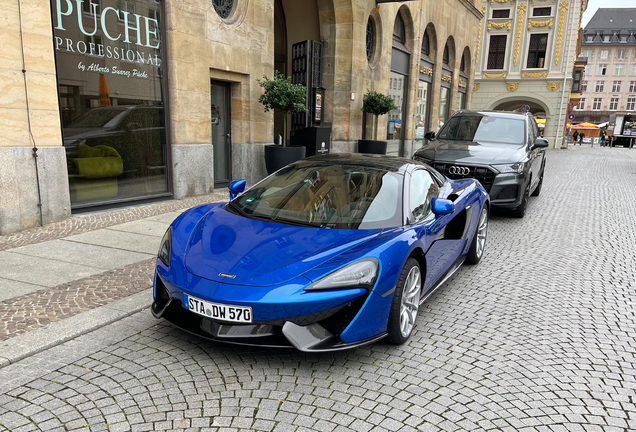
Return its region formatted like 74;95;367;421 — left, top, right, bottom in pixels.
399;266;421;338
476;208;488;258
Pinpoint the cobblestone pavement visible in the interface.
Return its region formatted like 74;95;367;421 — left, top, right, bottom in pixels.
0;191;229;252
1;147;636;432
0;259;154;342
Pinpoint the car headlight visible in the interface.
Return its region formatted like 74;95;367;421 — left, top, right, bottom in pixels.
492;163;524;174
305;259;379;291
158;228;172;266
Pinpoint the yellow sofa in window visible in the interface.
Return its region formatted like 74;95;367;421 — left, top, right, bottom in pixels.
68;144;123;203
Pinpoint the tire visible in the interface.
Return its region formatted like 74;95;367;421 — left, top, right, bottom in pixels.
531;167;544;197
387;258;422;345
511;181;530;218
466;206;488;265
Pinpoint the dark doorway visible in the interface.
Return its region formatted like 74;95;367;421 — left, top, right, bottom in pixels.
210;80;232;186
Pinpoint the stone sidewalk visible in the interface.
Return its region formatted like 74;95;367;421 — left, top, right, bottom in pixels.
0;191;228;366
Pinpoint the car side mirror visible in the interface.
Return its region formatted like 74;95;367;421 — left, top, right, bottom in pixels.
424;131;436;141
532;137;549;150
431;198;454;216
228;179;246;200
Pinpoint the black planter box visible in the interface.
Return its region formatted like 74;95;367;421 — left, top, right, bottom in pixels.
357;140;387;155
290;126;331;157
264;145;306;175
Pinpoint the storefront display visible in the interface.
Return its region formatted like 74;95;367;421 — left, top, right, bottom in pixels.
52;0;169;208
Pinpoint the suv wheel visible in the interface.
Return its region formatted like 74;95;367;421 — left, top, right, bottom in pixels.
512;181;530;218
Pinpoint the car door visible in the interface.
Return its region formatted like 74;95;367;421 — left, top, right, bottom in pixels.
528;119;542;189
407;169;453;293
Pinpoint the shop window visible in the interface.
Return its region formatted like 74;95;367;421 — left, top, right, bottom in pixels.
83;0;101;15
53;0;169;208
492;9;510;18
487;35;507;69
627;98;635;111
212;0;234;19
610;98;618;110
533;7;551;16
612;81;621;92
526;34;548;69
593;98;602;110
595;81;604;92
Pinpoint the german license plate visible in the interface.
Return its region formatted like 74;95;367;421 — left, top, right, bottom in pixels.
184;294;252;323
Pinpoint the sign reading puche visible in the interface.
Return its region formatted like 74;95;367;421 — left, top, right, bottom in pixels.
53;0;162;67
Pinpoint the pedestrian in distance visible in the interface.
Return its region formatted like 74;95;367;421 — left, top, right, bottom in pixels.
579;132;585;145
573;130;579;145
601;131;607;147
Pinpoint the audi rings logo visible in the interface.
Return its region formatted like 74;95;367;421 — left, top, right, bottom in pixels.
448;166;471;176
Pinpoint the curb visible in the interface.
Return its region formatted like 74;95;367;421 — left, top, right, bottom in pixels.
0;289;152;368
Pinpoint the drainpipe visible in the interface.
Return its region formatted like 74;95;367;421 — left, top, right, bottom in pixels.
17;0;44;227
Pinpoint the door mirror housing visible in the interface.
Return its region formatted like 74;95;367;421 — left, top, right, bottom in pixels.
532;137;549;150
431;198;454;216
424;131;436;141
228;179;246;200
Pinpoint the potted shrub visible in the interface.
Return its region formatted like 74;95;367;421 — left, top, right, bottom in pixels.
358;90;396;154
258;71;308;174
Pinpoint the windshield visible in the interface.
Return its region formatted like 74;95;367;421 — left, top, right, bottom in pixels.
231;163;403;229
66;108;128;128
437;115;526;145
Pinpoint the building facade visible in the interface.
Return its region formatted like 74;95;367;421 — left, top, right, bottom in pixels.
471;0;588;148
0;0;482;235
575;8;636;124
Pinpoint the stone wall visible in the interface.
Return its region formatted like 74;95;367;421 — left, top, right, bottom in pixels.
0;0;70;235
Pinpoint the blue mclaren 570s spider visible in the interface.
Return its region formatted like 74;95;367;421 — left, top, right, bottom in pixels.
152;153;489;352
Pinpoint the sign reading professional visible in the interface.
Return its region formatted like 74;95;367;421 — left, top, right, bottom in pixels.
53;0;162;66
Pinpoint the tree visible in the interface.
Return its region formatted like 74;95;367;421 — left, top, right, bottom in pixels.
257;71;307;146
361;90;397;140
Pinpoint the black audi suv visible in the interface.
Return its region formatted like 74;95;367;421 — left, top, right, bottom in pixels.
413;110;548;218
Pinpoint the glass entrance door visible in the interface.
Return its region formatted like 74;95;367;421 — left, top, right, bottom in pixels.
211;81;231;186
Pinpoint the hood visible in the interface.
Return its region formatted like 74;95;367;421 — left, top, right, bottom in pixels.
417;140;526;165
184;207;382;287
63;127;120;143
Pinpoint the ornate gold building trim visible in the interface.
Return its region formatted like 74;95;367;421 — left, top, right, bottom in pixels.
507;83;519;92
483;72;507;78
527;18;553;31
488;20;512;31
474;83;480;91
547;82;560;91
476;6;486;66
459;79;467;89
531;0;554;3
490;0;513;4
441;74;452;82
513;4;527;66
554;1;569;65
522;71;548;78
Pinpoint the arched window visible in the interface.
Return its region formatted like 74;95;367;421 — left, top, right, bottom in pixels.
366;16;375;62
393;13;405;44
443;45;450;65
460;54;465;72
422;30;430;57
